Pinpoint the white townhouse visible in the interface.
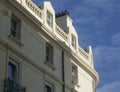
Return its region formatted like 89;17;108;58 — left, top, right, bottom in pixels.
0;0;99;92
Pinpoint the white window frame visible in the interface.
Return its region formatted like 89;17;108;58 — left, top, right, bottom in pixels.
72;63;78;84
47;11;53;27
11;15;21;40
8;57;19;82
45;81;54;92
46;43;54;64
71;34;76;49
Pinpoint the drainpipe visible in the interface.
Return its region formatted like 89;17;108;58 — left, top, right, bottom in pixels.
62;51;65;92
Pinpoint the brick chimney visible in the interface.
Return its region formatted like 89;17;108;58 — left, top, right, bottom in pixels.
56;10;72;34
56;10;69;18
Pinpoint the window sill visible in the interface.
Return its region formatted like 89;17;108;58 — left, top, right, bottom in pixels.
8;35;24;47
44;61;56;70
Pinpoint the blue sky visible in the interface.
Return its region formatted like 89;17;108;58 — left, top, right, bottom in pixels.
32;0;120;91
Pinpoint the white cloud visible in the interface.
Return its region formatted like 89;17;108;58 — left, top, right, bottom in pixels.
97;82;120;92
93;44;120;81
84;0;119;9
72;0;120;32
111;32;120;45
93;32;120;67
93;46;120;67
93;32;120;89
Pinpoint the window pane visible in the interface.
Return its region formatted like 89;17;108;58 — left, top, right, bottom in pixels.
11;18;17;31
47;12;52;27
10;15;21;40
46;85;52;92
45;82;54;92
46;46;50;62
8;62;17;81
46;43;53;64
11;18;17;37
71;35;76;48
72;64;78;83
8;57;19;83
8;63;12;79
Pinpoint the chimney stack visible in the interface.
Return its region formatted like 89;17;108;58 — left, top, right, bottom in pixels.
56;10;69;18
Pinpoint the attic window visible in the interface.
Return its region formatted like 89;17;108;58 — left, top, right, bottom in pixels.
47;11;53;27
71;34;76;49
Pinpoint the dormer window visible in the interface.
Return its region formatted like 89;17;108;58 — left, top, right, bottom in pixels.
71;34;76;49
47;11;53;27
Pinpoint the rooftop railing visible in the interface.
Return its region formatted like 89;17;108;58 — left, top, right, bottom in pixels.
78;46;89;61
56;25;68;42
25;0;42;18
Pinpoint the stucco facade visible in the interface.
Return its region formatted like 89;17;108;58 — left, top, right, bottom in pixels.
0;0;99;92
